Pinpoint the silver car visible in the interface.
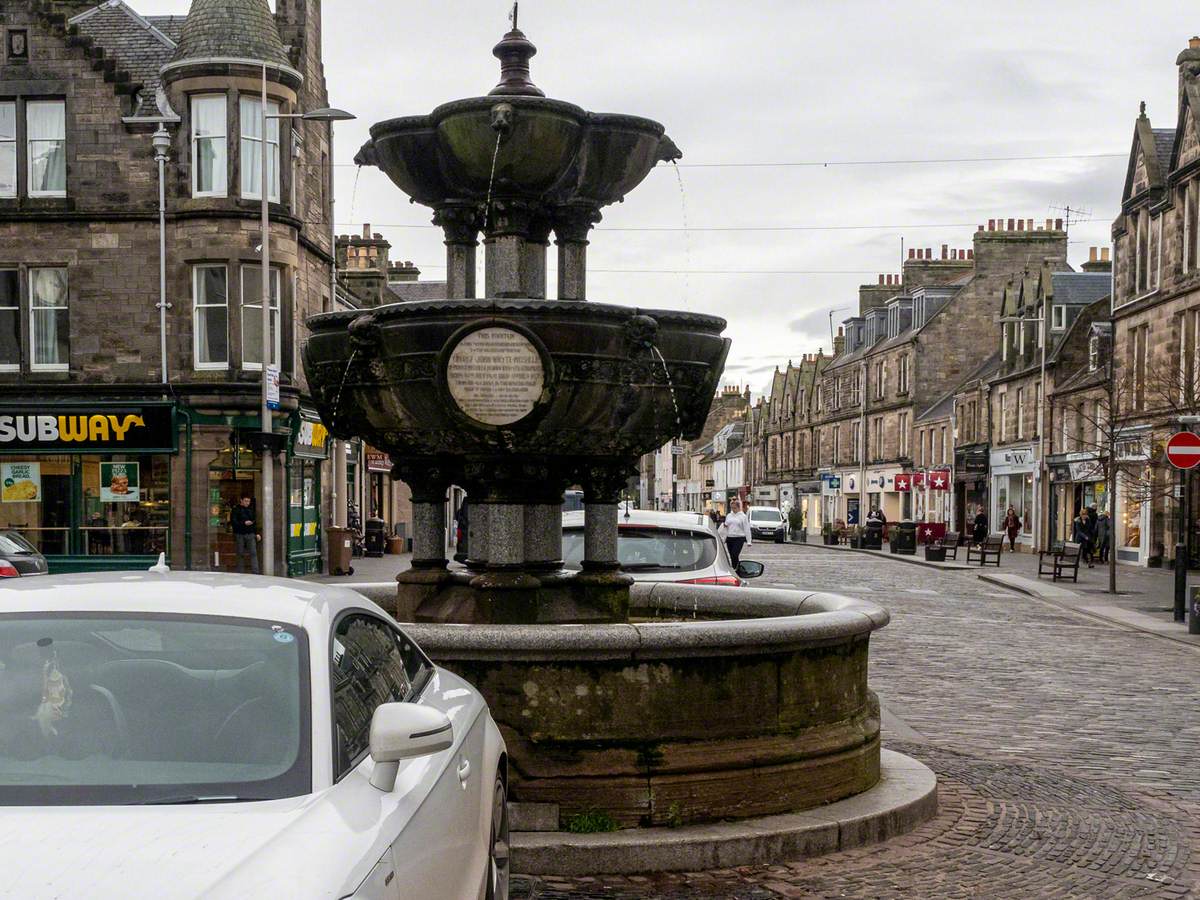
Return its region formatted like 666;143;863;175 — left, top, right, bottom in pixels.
562;509;764;585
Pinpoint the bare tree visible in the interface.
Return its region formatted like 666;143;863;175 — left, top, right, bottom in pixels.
1056;329;1200;593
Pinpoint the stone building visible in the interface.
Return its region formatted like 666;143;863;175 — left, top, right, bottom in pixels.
989;261;1110;550
1106;36;1200;566
750;352;826;522
0;0;338;575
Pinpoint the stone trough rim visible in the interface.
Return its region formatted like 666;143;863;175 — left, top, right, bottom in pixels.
509;748;936;876
403;583;890;661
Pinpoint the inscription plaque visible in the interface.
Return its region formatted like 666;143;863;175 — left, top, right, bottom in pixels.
446;327;545;426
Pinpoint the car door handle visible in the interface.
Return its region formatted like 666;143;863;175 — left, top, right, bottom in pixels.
457;759;471;784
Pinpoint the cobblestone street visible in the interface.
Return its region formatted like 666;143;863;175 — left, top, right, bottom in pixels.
515;545;1200;899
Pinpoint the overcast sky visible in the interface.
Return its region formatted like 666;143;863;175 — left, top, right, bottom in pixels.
159;1;1195;394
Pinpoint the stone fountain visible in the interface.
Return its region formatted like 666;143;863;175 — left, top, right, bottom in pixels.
304;12;905;847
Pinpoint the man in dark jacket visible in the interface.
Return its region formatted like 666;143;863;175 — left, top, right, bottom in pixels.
231;495;259;574
972;507;988;545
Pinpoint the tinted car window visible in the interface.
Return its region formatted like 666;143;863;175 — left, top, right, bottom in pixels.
331;614;430;779
563;527;717;573
750;510;782;523
0;613;309;806
0;532;36;555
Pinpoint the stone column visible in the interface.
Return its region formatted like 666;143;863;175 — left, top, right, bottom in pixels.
524;503;563;570
465;500;489;570
434;204;481;299
553;205;600;301
580;463;632;572
484;201;549;299
393;459;456;620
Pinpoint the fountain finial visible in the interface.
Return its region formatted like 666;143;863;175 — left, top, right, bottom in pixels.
490;2;545;97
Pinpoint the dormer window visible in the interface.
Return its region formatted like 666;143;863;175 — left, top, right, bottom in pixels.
1051;305;1066;331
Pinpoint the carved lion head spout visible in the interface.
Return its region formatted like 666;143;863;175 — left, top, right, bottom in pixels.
624;314;659;352
490;102;515;134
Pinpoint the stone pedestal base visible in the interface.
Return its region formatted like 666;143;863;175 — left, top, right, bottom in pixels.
408;568;631;624
394;566;453;621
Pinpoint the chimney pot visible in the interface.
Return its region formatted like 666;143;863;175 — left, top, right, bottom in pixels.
879;274;885;284
1055;218;1063;230
1017;219;1025;231
988;219;995;231
941;244;948;259
908;248;915;259
1089;246;1098;262
1007;218;1015;230
925;247;932;258
1191;35;1200;49
968;249;974;259
838;326;844;336
362;224;370;238
1101;247;1110;261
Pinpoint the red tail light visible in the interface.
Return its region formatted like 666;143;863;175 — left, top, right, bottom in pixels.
679;575;742;586
0;559;19;577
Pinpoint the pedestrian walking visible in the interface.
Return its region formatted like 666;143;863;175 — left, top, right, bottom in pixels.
1071;510;1094;567
231;495;260;574
972;506;988;545
1003;506;1021;552
1086;506;1099;564
721;498;752;568
1096;510;1112;563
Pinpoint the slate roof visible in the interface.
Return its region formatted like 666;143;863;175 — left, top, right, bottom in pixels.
386;281;447;302
1051;272;1110;309
71;1;178;117
168;0;291;69
1152;128;1176;176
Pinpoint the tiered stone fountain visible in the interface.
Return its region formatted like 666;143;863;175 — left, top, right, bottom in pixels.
304;13;905;852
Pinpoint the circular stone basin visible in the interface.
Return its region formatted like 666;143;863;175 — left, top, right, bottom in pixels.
304;298;730;461
406;583;888;828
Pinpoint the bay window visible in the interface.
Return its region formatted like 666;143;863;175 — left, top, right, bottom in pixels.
240;96;281;202
0;102;15;197
193;265;229;370
26;100;65;197
241;264;281;369
191;94;227;197
30;266;68;370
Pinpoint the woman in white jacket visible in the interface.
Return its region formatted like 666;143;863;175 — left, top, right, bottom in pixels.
722;498;752;568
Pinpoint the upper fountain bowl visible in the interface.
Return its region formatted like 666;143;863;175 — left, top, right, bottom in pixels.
353;26;681;217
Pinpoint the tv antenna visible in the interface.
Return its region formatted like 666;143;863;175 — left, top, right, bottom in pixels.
1049;204;1092;235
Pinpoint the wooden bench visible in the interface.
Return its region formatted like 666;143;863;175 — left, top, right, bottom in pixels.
939;533;965;561
966;535;1003;566
1038;541;1082;583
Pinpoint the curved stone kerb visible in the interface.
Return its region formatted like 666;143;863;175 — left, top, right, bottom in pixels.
406;587;889;663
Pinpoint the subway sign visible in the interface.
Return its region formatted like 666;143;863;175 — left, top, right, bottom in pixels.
0;405;176;452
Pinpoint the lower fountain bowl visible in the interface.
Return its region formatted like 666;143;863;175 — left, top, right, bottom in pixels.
405;583;888;828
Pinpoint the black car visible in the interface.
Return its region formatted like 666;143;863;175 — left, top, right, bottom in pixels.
0;531;48;577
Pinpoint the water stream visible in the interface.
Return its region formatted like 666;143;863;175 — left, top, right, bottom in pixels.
328;349;359;432
347;164;363;226
484;132;503;231
650;344;683;440
671;161;692;309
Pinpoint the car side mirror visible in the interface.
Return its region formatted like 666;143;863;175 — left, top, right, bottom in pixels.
736;560;764;579
368;702;453;792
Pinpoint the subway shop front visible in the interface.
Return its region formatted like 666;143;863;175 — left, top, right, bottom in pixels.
0;403;177;572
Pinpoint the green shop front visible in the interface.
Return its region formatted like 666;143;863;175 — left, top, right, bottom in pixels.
287;411;329;577
0;403;177;572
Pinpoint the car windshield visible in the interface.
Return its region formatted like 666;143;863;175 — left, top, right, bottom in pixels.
750;510;782;523
0;533;36;555
563;527;718;573
0;613;309;805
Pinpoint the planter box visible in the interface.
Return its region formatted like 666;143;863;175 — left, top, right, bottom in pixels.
925;546;947;562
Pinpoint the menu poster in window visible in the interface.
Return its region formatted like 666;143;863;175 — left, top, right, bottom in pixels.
100;461;140;502
1;462;41;503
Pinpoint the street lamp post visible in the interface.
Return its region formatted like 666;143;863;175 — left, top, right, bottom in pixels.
151;124;172;385
258;63;354;575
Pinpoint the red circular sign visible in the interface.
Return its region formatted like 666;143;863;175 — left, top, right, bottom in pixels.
1166;431;1200;469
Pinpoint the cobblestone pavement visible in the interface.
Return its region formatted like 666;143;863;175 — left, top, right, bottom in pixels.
514;544;1200;899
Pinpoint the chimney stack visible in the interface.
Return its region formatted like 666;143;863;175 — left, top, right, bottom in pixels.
1081;245;1113;273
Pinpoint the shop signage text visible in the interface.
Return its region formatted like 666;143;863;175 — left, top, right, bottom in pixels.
0;406;176;453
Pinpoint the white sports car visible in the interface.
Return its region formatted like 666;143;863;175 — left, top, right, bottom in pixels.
0;571;509;899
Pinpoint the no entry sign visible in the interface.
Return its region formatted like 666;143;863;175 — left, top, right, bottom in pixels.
1166;431;1200;469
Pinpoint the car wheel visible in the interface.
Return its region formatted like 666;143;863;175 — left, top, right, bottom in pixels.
486;775;509;900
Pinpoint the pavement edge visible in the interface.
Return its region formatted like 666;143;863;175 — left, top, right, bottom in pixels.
509;748;937;876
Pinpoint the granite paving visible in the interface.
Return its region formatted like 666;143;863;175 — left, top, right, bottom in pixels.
514;543;1200;899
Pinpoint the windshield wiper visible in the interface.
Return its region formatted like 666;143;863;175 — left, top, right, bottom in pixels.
135;794;266;805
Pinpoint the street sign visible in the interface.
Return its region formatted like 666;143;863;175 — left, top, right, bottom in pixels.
1165;431;1200;469
266;364;281;410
